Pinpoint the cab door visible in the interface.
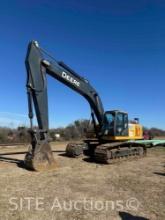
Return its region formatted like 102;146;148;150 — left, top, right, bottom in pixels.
115;113;128;136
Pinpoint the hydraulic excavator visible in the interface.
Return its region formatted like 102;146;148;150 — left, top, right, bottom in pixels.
25;40;146;171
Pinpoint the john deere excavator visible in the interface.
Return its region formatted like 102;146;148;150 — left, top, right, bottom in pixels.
25;40;146;171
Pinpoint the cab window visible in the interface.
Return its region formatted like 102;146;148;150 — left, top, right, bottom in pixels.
116;113;128;136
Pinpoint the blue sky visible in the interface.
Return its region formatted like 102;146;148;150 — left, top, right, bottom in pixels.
0;0;164;129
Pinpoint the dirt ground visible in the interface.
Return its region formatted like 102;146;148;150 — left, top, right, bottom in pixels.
0;142;164;220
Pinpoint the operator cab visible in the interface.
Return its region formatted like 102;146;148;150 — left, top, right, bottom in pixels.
102;110;129;137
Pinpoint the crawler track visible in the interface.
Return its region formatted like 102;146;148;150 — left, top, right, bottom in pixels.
66;141;147;164
94;142;146;164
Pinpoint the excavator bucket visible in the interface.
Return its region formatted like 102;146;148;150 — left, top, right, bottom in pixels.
24;142;58;171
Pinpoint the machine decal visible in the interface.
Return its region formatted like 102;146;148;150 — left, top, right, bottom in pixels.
62;71;80;87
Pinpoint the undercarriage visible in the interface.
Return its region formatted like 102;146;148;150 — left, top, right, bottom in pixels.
65;139;147;164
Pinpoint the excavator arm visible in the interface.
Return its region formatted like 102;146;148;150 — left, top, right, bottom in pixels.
25;40;104;171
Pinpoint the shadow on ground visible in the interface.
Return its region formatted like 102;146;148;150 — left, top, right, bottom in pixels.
83;157;102;164
59;153;99;164
0;155;26;169
0;156;22;164
0;150;65;170
58;153;69;157
154;172;165;176
119;212;149;220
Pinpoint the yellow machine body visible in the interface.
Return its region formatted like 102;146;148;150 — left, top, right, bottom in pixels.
106;123;143;141
100;110;144;142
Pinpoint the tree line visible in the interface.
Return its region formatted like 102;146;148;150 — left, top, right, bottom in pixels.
0;119;90;143
0;120;164;144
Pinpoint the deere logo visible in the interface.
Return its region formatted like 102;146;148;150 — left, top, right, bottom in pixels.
62;72;80;87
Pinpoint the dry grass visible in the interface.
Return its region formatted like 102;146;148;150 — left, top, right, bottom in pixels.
0;142;164;220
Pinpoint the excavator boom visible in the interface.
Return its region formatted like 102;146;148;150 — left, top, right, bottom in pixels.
25;41;104;170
